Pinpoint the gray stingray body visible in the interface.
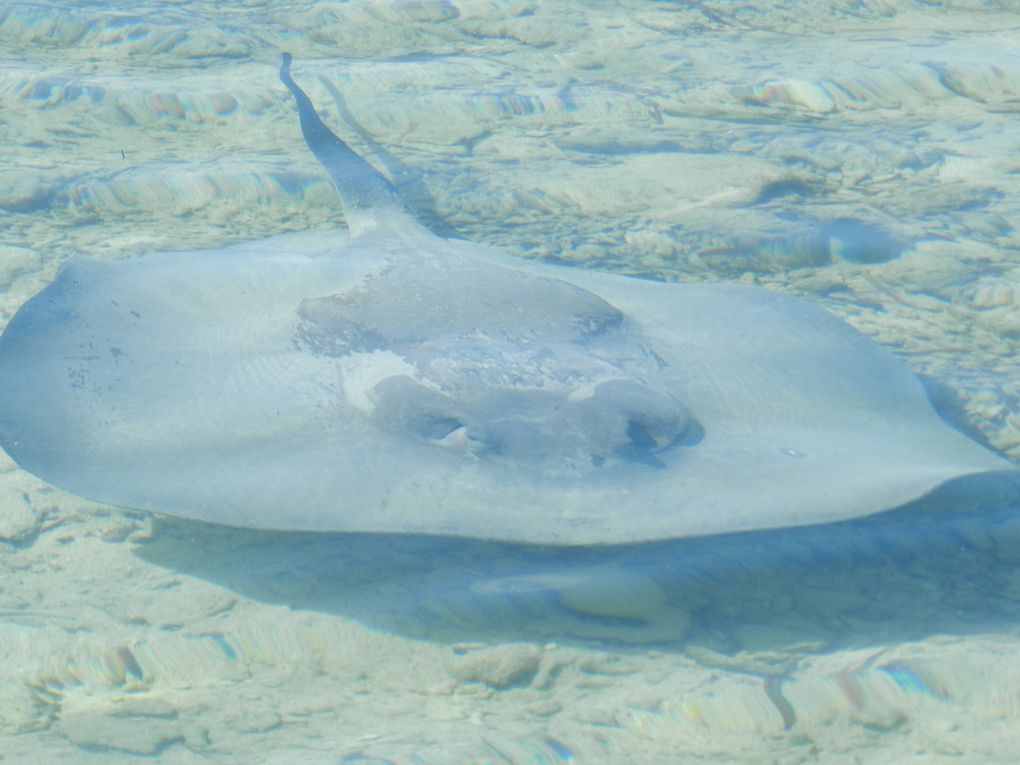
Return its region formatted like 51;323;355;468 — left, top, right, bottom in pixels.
0;56;1012;544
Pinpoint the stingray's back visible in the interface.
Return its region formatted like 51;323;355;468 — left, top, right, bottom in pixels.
0;224;1011;544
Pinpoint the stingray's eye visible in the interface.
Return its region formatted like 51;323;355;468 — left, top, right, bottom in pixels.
614;413;703;468
627;413;703;452
614;417;676;467
569;379;702;467
626;419;662;452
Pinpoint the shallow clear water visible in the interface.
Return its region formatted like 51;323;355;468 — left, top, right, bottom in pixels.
1;1;1020;762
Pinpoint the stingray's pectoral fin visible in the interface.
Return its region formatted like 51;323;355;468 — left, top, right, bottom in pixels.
279;52;409;232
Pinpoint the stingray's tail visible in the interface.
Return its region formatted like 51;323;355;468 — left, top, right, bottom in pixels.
280;52;409;232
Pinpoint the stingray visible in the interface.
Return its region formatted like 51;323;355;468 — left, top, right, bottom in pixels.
0;54;1012;545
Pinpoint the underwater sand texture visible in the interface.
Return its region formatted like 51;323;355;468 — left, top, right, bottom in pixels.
1;1;1020;762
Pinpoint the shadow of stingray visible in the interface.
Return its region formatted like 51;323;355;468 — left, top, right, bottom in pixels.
134;472;1020;653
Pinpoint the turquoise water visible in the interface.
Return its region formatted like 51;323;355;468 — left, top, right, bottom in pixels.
2;2;1020;762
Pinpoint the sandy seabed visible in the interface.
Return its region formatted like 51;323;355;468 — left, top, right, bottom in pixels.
1;1;1020;762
